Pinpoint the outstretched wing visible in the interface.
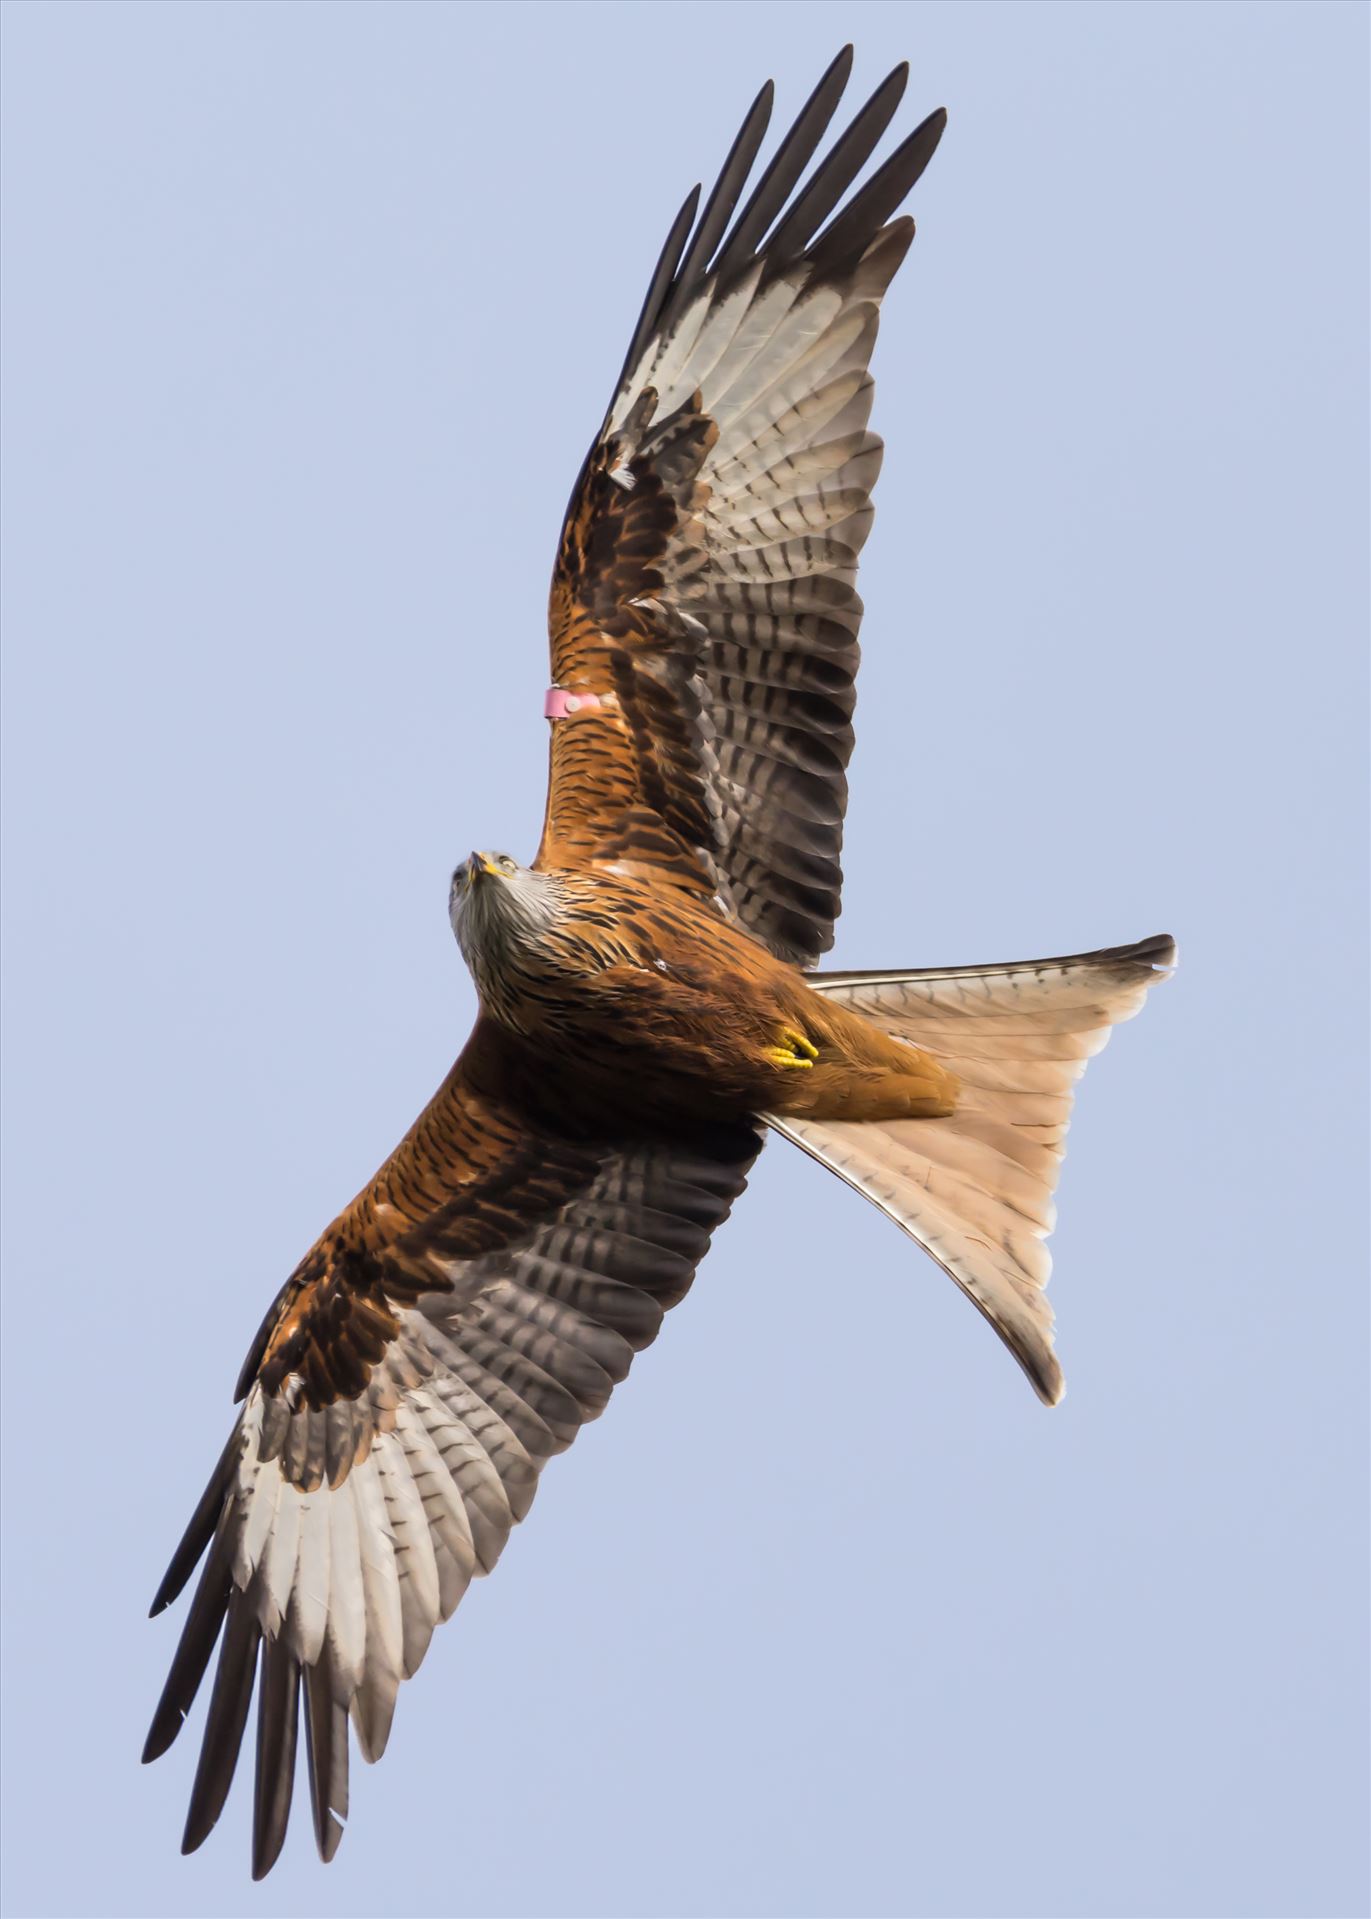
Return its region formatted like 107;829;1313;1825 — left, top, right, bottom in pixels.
539;49;945;967
144;1017;759;1877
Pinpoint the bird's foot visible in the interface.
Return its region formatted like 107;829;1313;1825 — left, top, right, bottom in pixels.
765;1027;819;1070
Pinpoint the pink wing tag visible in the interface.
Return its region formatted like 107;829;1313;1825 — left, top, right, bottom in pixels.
544;687;603;719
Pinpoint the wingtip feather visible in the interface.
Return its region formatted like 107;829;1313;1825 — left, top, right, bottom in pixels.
141;1708;185;1766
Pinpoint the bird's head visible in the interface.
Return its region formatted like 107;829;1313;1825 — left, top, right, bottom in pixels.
448;850;560;978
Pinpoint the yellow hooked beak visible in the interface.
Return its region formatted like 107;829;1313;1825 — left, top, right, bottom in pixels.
466;851;502;884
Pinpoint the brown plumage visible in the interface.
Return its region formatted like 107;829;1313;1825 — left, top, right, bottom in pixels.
145;49;1173;1880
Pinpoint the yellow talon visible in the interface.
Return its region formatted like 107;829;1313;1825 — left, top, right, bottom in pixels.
766;1027;819;1069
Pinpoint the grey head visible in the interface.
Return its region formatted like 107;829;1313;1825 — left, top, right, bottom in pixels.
448;850;563;997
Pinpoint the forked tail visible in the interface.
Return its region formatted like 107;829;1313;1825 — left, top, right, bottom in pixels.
768;935;1175;1404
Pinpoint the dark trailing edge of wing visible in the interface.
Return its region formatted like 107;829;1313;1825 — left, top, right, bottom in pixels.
253;1636;302;1878
763;58;909;266
555;49;946;967
147;1425;239;1618
808;107;948;276
658;80;776;338
714;46;857;275
610;45;946;405
144;1100;764;1874
143;1509;235;1762
181;1599;260;1854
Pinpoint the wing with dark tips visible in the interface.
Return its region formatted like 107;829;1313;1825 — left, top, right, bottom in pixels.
145;1018;760;1876
541;52;947;966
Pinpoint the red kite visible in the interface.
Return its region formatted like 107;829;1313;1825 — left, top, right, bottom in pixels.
145;49;1173;1877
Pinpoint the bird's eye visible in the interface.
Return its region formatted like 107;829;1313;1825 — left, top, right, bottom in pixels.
498;855;516;873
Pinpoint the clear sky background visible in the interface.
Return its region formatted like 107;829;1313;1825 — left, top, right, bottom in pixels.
2;4;1367;1917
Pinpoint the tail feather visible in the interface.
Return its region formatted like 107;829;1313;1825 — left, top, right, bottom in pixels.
769;936;1175;1405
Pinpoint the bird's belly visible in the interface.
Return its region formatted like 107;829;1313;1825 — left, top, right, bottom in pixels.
475;932;784;1116
466;877;957;1125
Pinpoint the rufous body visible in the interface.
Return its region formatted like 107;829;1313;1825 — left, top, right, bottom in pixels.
459;858;958;1123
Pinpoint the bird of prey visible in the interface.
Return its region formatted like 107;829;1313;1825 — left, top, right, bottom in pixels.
144;49;1173;1878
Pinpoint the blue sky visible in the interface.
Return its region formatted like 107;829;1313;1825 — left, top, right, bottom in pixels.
2;4;1367;1915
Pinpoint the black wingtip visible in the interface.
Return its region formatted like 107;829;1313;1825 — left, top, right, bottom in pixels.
142;1710;183;1766
908;105;950;190
655;70;778;338
252;1638;301;1881
147;1426;239;1615
897;104;949;181
179;1603;262;1854
805;100;949;279
762;57;913;267
148;1574;180;1619
181;1820;210;1857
